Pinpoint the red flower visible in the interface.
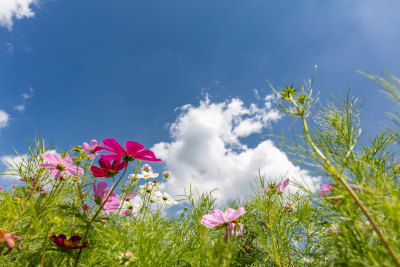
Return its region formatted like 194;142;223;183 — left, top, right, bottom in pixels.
100;138;161;162
91;158;127;178
49;234;89;250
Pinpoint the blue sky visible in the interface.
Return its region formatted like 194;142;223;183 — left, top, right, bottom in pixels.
0;0;399;201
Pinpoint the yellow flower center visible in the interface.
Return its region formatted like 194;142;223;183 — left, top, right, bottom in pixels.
144;174;150;178
56;163;66;171
63;239;73;247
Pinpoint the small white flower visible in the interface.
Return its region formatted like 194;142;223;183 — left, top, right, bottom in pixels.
139;181;160;195
154;192;177;208
137;171;159;180
119;198;141;216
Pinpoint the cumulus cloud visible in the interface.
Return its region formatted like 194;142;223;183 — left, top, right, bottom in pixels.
152;95;320;203
0;110;10;129
0;0;38;30
0;154;28;180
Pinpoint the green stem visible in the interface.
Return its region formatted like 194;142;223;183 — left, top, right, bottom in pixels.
40;234;47;267
267;197;281;267
74;166;128;267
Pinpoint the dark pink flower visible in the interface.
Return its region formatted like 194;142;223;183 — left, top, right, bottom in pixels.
201;207;246;228
93;182;121;214
39;153;84;179
91;158;127;178
0;228;22;255
100;138;161;162
82;139;104;159
0;186;3;190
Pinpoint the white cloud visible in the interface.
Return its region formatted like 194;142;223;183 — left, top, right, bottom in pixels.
0;0;38;30
14;105;25;113
6;42;14;54
0;154;28;180
0;110;10;129
21;87;34;99
152;95;320;203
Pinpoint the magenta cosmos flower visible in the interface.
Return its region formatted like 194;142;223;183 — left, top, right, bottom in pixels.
40;153;84;179
82;139;104;159
100;138;161;162
93;182;121;214
91;158;127;178
201;207;246;228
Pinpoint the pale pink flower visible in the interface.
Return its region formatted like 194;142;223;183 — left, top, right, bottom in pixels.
11;184;17;188
0;228;22;255
40;153;84;179
226;222;244;240
330;225;339;233
92;182;121;214
82;139;104;159
141;164;152;172
201;207;246;228
264;179;290;195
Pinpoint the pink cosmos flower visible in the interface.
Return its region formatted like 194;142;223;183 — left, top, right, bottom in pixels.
0;186;3;190
93;182;121;214
330;225;339;233
226;222;244;240
201;207;246;228
320;184;332;196
100;138;161;162
0;228;22;255
264;178;290;195
91;158;127;178
40;153;84;179
82;139;104;159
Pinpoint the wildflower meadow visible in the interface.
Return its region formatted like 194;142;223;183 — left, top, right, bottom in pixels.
1;71;400;266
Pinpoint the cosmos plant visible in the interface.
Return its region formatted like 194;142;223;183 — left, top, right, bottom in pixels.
1;71;400;266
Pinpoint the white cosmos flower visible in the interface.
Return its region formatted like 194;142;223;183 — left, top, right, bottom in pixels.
119;198;141;216
153;192;177;208
138;181;160;195
130;171;159;181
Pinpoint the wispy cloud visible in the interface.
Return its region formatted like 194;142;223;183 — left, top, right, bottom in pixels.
152;95;320;203
14;105;25;113
14;88;34;112
21;87;34;99
0;0;38;30
0;110;10;129
6;42;14;54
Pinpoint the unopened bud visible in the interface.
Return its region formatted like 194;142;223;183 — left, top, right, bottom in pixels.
100;219;107;225
244;245;252;253
13;197;21;202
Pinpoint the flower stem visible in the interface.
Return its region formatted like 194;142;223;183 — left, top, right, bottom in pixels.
267;197;281;267
73;166;128;267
